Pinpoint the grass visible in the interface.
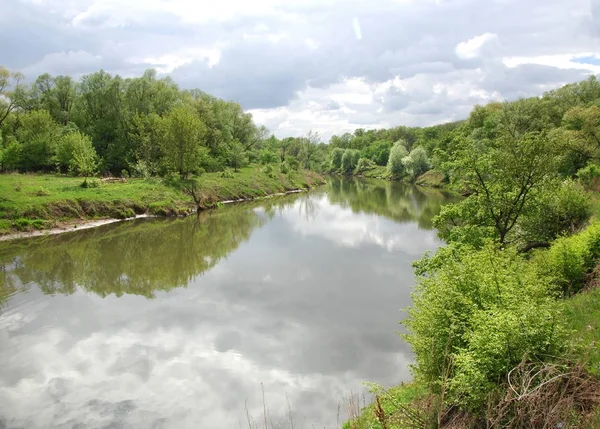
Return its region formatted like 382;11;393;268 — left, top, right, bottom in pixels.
0;166;325;234
415;170;447;188
564;286;600;376
343;382;429;429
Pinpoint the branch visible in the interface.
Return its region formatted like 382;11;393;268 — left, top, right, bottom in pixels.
518;241;551;254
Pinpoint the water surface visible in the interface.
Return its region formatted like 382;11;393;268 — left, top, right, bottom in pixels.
0;178;454;428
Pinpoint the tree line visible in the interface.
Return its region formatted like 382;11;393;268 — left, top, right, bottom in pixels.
0;67;330;179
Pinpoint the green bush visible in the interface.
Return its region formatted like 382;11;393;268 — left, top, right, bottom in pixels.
218;169;235;178
520;180;592;243
80;178;100;188
537;222;600;295
354;157;375;174
262;164;275;178
405;244;567;411
577;163;600;189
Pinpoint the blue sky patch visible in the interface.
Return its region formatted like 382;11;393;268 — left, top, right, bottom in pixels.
572;55;600;65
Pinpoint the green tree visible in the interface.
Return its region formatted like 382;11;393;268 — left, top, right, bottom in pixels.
402;146;431;180
437;130;559;245
341;149;360;173
161;105;207;176
386;140;409;177
16;110;61;171
70;133;98;178
330;147;344;171
0;66;24;127
228;140;247;172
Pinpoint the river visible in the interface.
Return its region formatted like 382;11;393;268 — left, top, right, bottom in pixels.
0;178;455;429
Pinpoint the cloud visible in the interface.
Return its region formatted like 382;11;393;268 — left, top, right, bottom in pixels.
3;0;600;138
455;33;499;60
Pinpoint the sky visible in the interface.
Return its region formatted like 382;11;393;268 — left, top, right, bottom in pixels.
2;0;600;139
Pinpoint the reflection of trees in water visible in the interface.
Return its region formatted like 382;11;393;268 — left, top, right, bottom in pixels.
0;205;265;300
326;177;458;229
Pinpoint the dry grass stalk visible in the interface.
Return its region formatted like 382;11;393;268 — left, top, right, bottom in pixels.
486;359;600;429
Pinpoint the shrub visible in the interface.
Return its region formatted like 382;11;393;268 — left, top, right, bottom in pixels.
520;180;592;243
280;162;290;174
259;149;278;165
405;244;567;411
219;169;235;178
577;163;600;190
536;222;600;295
262;164;275;178
121;169;130;179
354;157;375;174
80;178;100;188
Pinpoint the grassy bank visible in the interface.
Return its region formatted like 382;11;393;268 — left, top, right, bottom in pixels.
0;167;324;235
344;218;600;429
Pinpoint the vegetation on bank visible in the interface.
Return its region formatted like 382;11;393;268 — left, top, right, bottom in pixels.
0;167;323;235
346;76;600;428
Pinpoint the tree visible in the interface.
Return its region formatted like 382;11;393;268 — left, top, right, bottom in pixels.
70;133;98;179
161;105;207;176
341;149;360;173
228;140;247;172
0;66;24;127
387;140;409;177
437;130;560;245
16;110;61;171
402;146;431;180
330;147;344;170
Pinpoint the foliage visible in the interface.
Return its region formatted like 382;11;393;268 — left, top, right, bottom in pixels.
330;147;344;171
341;149;360;173
354;157;375;174
533;222;600;295
520;180;592;243
228;140;248;172
402;146;430;181
387;141;409;178
405;244;567;411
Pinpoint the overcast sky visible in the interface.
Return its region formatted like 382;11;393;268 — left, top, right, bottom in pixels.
2;0;600;139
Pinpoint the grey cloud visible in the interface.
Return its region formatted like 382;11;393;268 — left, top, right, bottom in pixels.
4;0;599;131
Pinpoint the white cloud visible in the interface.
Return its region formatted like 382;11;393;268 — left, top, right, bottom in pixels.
503;52;600;74
455;32;499;59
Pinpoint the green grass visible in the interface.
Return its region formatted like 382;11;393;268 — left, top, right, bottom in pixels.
564;286;600;376
415;170;447;188
359;165;390;180
0;167;325;234
343;382;429;429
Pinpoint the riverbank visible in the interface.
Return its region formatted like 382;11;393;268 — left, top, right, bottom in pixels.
0;167;325;237
344;219;600;428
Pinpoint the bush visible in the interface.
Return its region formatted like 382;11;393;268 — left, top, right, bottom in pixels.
285;156;300;171
280;162;290;174
121;169;130;179
536;222;600;295
262;164;275;178
520;180;592;243
577;163;600;189
405;244;567;411
354;157;375;174
80;178;100;188
259;149;278;165
219;169;235;178
132;160;151;179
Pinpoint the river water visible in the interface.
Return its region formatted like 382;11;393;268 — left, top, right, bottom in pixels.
0;178;455;428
